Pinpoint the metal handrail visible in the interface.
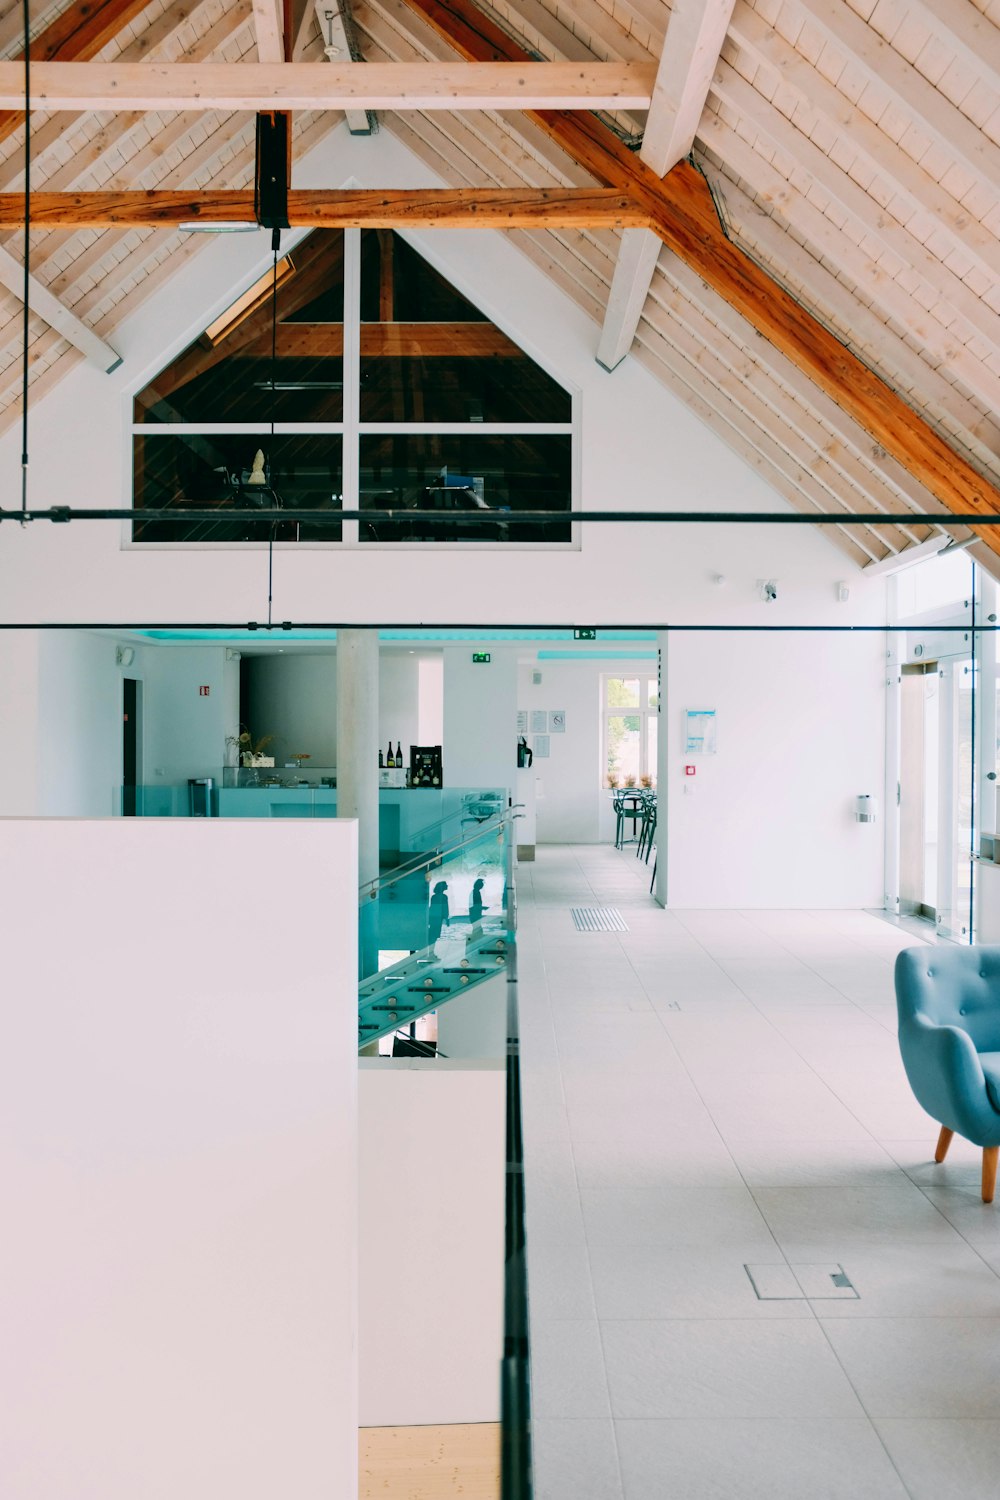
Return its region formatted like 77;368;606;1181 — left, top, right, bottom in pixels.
358;808;515;901
404;791;506;849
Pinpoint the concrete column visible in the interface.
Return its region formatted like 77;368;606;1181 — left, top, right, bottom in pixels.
655;631;669;908
338;630;379;986
337;629;380;889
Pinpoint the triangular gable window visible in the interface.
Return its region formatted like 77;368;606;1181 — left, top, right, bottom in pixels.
132;229;573;545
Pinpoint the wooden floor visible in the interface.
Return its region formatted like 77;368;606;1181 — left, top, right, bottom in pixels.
359;1423;501;1498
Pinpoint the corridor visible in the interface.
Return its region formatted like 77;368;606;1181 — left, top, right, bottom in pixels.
517;846;1000;1500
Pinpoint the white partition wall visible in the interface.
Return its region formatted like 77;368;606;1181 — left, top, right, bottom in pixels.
358;1059;506;1426
0;818;358;1500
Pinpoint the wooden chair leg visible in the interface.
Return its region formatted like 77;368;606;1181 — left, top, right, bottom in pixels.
935;1126;954;1163
983;1147;999;1205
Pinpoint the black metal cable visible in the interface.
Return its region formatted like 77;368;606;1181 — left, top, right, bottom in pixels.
20;0;29;520
266;228;280;628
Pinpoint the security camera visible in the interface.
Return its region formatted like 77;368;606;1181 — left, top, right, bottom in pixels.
758;579;777;603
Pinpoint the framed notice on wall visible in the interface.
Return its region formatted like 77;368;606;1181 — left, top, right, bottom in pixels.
685;709;717;755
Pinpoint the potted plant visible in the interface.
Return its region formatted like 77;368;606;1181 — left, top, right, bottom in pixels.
607;771;620;789
639;773;653;789
624;774;637;788
238;727;275;767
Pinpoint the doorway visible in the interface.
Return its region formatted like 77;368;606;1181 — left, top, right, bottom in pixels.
898;663;939;922
122;677;141;816
898;656;976;940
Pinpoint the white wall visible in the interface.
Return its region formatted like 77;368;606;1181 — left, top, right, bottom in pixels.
444;645;517;794
417;654;444;746
664;630;886;907
0;629;145;815
142;643;238;783
0;629;40;812
358;1059;505;1427
0;817;359;1500
0;128;887;634
37;630;131;815
518;655;654;843
245;652;338;766
379;652;419;763
437;973;508;1059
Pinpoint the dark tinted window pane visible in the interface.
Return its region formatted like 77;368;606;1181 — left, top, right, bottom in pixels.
358;229;570;423
359;434;570;543
133;434;342;542
134;230;345;423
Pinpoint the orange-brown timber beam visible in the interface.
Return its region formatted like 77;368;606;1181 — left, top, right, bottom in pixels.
0;187;646;229
0;0;154;148
395;0;1000;553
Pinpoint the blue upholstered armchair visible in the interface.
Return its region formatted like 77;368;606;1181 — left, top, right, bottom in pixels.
895;946;1000;1203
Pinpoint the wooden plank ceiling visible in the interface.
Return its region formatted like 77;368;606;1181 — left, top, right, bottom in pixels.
4;0;1000;573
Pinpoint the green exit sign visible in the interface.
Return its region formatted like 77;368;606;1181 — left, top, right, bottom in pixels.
574;628;597;640
472;652;491;663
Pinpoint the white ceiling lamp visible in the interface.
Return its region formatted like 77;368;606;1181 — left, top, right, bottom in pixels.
178;222;259;234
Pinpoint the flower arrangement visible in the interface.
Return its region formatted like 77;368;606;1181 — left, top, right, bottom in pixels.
236;726;275;767
624;774;637;788
640;773;654;789
607;771;620;789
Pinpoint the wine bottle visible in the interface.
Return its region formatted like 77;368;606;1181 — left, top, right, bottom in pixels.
386;740;394;768
379;749;384;768
396;742;403;770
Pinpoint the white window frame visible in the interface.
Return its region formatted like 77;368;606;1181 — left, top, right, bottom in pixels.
126;227;578;552
602;672;658;787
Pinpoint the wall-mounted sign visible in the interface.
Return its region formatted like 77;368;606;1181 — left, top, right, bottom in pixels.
472;652;491;664
549;710;566;733
685;708;716;754
199;685;210;697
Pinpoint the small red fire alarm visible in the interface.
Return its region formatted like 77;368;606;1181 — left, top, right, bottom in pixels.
684;764;696;776
199;685;210;696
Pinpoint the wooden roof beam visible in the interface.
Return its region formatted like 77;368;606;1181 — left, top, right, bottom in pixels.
0;246;121;371
0;187;647;229
0;0;156;149
307;0;372;132
390;0;1000;559
253;0;286;62
0;60;655;112
596;0;735;371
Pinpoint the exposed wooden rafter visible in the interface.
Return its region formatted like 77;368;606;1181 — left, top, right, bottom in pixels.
0;0;155;148
791;0;1000;201
0;245;121;372
386;0;1000;559
252;0;286;62
0;59;655;112
307;0;372;131
595;228;660;372
0;187;646;228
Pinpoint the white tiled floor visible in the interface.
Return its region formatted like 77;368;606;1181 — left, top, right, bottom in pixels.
517;845;1000;1500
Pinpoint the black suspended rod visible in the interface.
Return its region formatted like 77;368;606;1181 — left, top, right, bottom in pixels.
0;621;993;633
2;507;1000;526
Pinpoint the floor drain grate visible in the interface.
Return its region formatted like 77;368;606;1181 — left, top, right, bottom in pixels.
571;907;629;932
